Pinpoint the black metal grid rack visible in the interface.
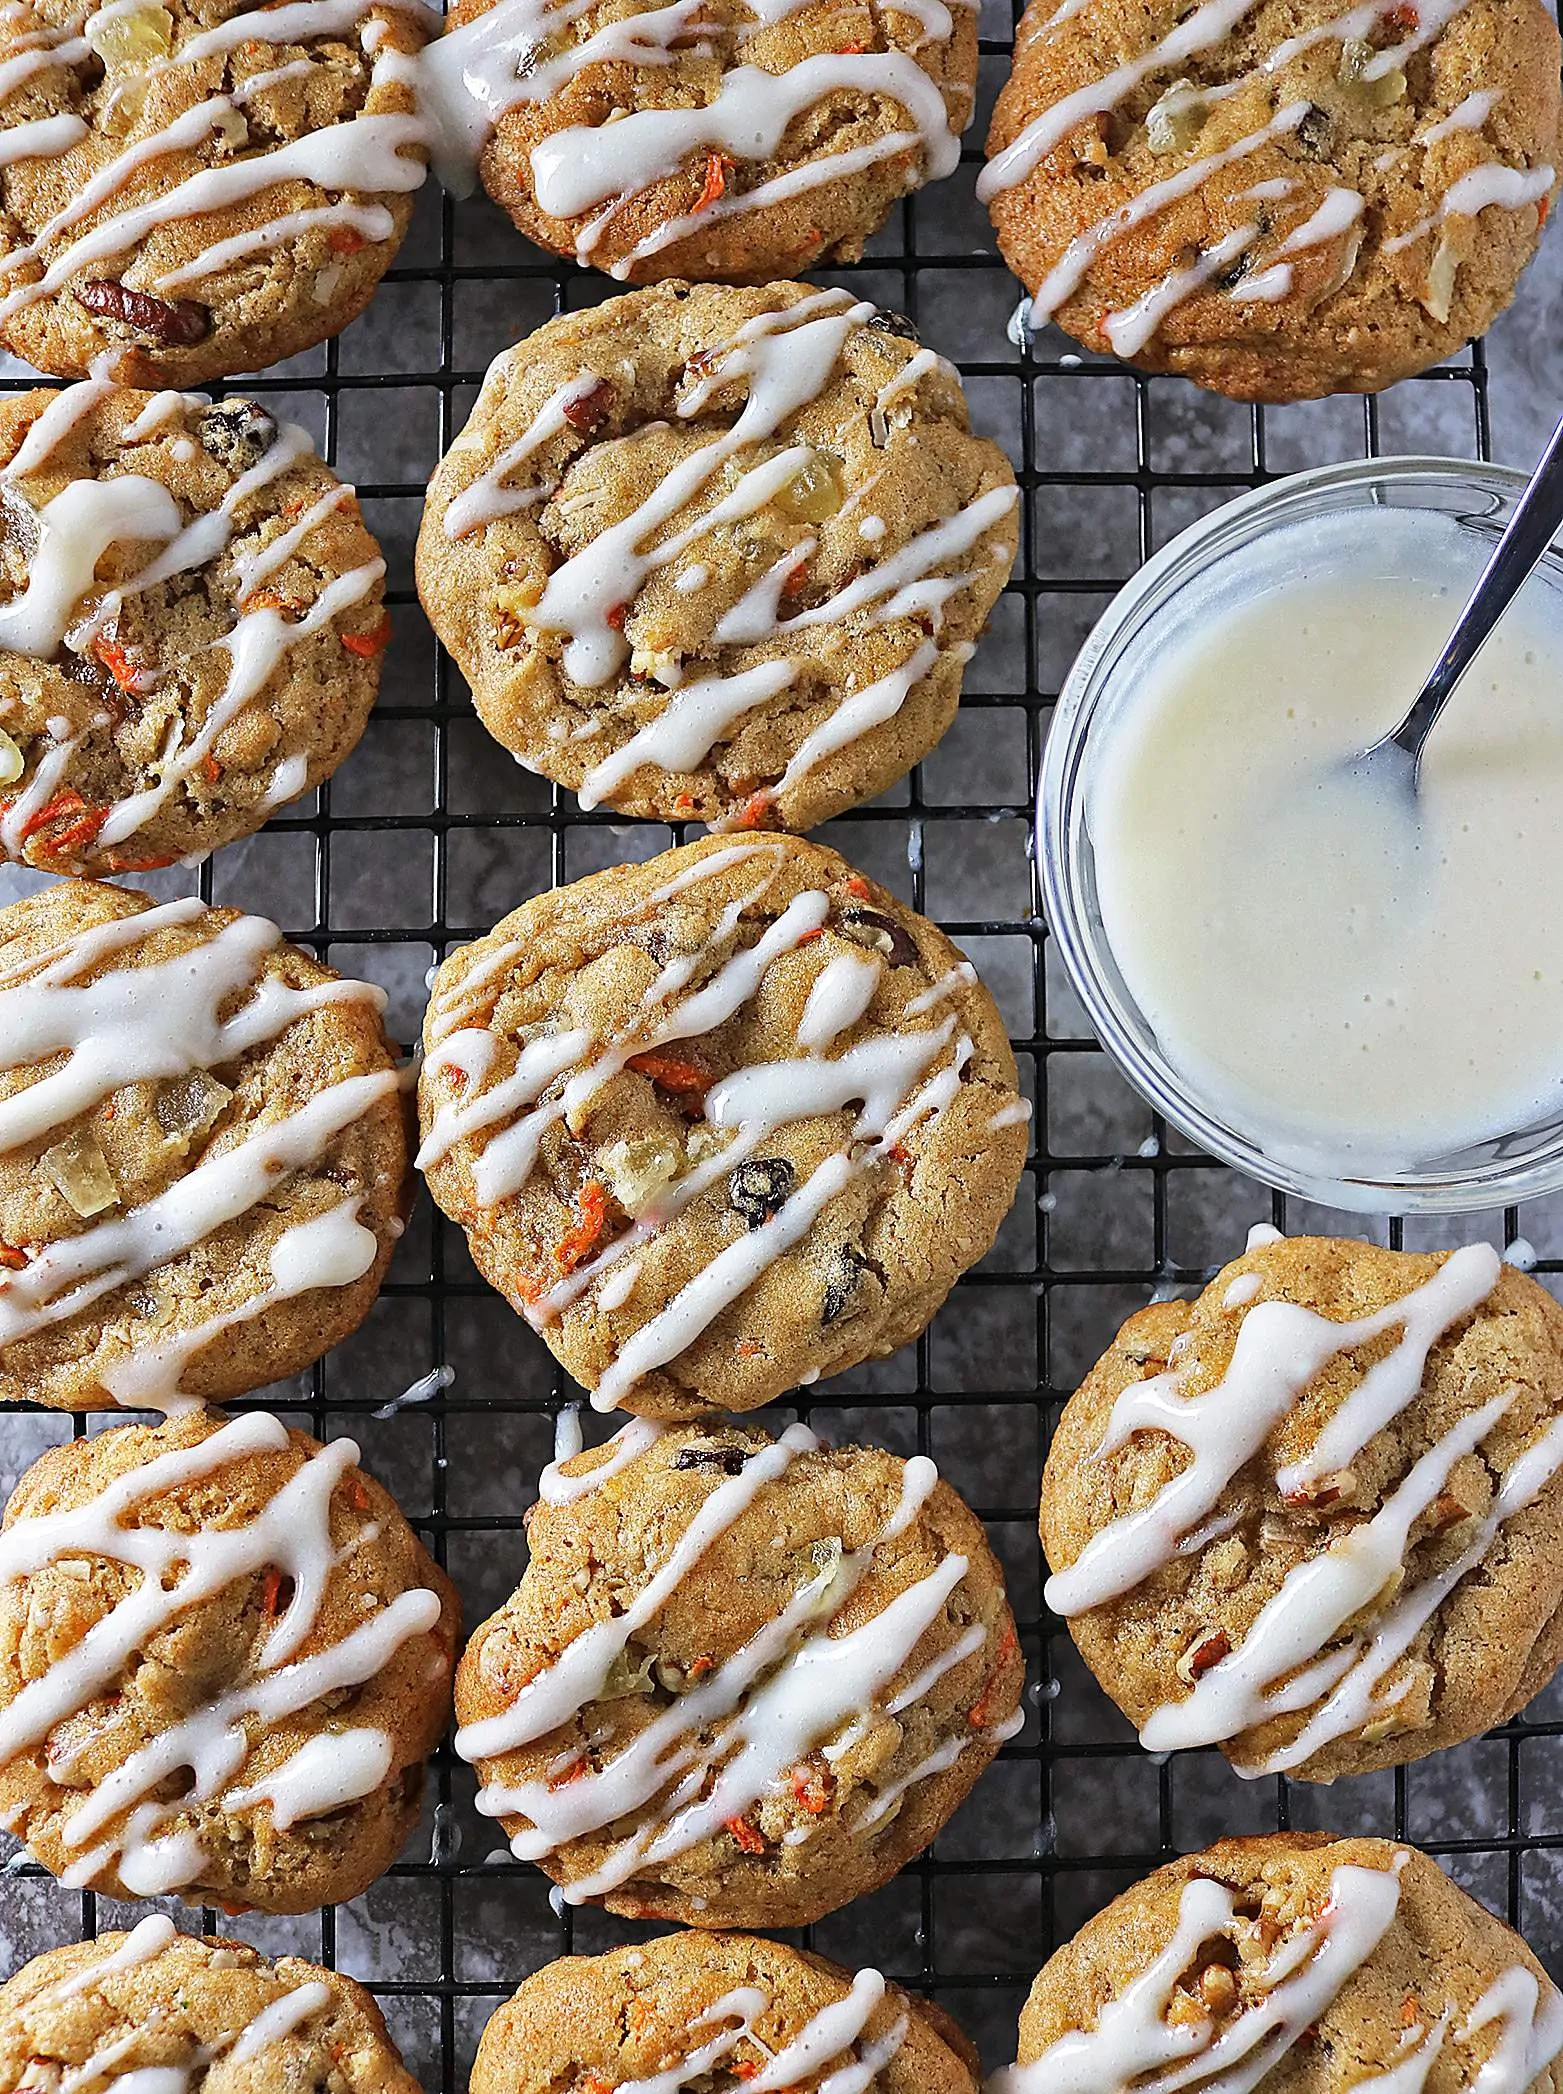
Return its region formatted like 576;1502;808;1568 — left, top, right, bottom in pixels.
2;15;1562;2083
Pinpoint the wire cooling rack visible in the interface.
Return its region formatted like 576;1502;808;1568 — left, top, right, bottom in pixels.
3;11;1563;2081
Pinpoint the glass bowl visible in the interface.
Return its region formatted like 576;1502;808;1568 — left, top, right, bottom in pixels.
1037;454;1563;1215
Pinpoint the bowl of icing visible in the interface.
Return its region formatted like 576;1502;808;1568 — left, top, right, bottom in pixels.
1039;455;1563;1213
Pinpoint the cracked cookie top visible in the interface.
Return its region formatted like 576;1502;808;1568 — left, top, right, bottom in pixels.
455;1418;1022;1929
981;0;1562;403
416;833;1029;1418
1041;1232;1563;1783
415;281;1018;833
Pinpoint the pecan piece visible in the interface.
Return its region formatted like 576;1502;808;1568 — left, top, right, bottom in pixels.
1176;1629;1231;1684
74;280;210;346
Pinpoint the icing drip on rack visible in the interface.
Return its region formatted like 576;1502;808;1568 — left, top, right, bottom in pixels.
1045;1242;1563;1772
0;383;383;856
0;0;431;326
0;896;397;1408
420;843;984;1410
0;1410;444;1897
978;0;1549;352
458;1430;1015;1894
443;292;1016;812
417;0;966;259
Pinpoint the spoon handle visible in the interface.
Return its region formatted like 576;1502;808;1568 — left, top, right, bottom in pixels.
1393;409;1563;761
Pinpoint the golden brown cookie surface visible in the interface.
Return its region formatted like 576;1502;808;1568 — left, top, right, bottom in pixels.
472;1933;981;2094
417;834;1028;1417
0;1411;458;1913
455;1420;1022;1929
997;1837;1563;2094
0;1921;424;2094
0;879;409;1413
0;0;428;385
415;282;1018;832
1041;1234;1563;1782
0;385;387;873
981;0;1563;402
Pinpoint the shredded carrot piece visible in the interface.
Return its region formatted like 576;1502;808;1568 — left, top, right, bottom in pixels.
790;1763;832;1814
672;791;697;814
200;753;223;786
548;1757;588;1791
688;1655;714;1679
736;1338;764;1359
105;851;178;873
342;614;392;657
969;1621;1020;1729
693;151;732;212
91;635;143;695
733;2068;760;2083
580;2077;614;2094
46;809;109;857
328;224;369;255
246;589;290;613
556;1180;607;1275
21;788;87;840
725;1814;766;1854
605;602;628;632
836;38;868;51
626;1050;708;1101
842;874;872;900
513;1271;549;1307
796;926;825;945
260;1567;287;1616
0;1244;28;1271
731;790;772;831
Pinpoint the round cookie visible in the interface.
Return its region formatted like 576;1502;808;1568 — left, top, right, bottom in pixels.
472;1933;981;2094
455;1418;1023;1927
0;383;388;874
0;878;410;1413
425;0;974;285
417;833;1029;1418
0;1918;424;2094
979;0;1563;403
0;1409;458;1912
1040;1231;1563;1782
993;1835;1563;2094
415;282;1018;831
0;0;429;385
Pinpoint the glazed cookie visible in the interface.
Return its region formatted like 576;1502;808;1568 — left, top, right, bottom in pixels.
0;383;388;873
417;834;1029;1417
455;1418;1023;1927
472;1934;981;2094
0;879;410;1413
980;0;1563;403
993;1835;1563;2094
421;0;973;284
0;0;428;385
1041;1231;1563;1782
0;1917;423;2093
416;282;1018;830
0;1409;458;1911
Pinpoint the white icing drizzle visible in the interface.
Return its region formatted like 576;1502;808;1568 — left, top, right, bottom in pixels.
1107;224;1257;358
154;201;398;293
0;112;87;167
0;476;182;658
417;0;960;244
0;1411;443;1896
1464;1969;1563;2094
614;1988;771;2094
443;369;603;539
1047;1243;1501;1615
47;1915;177;2002
991;1860;1406;2094
537;1416;666;1504
227;1982;333;2062
576;660;800;810
460;1442;993;1897
1;380;114;480
1384;160;1557;255
1419;90;1502;147
0;899;394;1400
610;1973;905;2094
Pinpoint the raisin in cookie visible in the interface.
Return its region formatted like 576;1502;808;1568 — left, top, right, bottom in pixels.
0;0;428;385
0;383;387;873
455;1419;1022;1927
0;878;410;1413
993;1836;1563;2094
1041;1232;1563;1782
472;1933;981;2094
980;0;1563;403
415;282;1018;831
422;0;973;285
0;1918;424;2092
417;834;1029;1417
0;1409;458;1912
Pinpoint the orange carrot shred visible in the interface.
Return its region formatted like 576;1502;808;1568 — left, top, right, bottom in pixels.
731;790;772;831
0;1245;27;1271
725;1814;766;1854
626;1050;708;1100
260;1567;286;1615
328;225;369;255
969;1621;1020;1728
91;635;143;695
342;614;392;657
556;1180;607;1275
693;151;732;212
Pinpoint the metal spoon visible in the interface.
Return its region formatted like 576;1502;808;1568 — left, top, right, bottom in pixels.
1353;410;1563;797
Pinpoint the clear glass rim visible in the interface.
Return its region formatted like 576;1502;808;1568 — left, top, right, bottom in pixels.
1035;452;1559;1216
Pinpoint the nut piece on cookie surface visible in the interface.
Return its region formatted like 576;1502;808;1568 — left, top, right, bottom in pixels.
1041;1233;1563;1782
0;879;410;1413
455;1419;1023;1929
425;0;974;285
415;282;1018;831
993;1836;1563;2094
0;1919;424;2094
0;1410;459;1914
0;385;387;872
472;1932;982;2094
0;0;429;386
980;0;1562;403
416;834;1029;1418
